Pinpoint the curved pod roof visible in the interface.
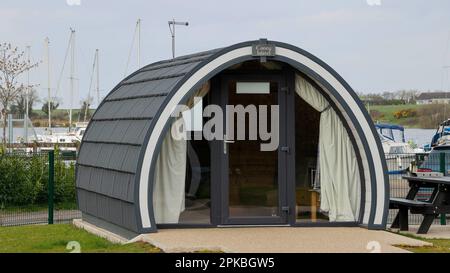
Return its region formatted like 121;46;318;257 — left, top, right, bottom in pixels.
76;40;389;234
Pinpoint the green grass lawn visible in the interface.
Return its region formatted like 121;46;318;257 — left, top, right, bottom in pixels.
0;224;161;253
395;232;450;253
401;238;450;253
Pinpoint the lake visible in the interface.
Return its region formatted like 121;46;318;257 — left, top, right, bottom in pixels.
404;128;435;148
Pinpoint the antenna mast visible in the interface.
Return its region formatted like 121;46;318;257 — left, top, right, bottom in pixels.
168;19;189;59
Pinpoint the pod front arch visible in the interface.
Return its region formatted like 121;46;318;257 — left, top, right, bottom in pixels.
135;41;389;233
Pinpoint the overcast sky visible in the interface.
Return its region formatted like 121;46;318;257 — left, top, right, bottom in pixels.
2;0;450;108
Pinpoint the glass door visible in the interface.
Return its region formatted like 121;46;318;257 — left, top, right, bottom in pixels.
220;75;288;225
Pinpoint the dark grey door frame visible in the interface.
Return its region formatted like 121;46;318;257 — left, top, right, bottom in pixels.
212;73;291;225
285;70;297;226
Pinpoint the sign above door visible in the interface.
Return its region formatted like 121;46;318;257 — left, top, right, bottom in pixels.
252;39;276;61
252;44;276;57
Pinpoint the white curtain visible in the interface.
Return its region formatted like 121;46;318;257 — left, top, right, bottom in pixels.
295;74;360;222
153;82;210;224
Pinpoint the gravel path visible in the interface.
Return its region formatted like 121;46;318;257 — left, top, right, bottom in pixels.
140;227;431;253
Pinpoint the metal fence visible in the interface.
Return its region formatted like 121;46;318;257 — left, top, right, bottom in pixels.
2;149;447;228
386;152;448;226
0;150;81;227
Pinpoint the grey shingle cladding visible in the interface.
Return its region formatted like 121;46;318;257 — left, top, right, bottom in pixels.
76;48;221;232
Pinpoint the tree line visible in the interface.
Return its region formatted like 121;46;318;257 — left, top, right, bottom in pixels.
357;90;422;105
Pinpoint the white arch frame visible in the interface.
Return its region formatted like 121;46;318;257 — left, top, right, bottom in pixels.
137;44;388;230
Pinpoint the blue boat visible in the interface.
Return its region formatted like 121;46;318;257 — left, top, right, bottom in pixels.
375;123;416;175
428;119;450;150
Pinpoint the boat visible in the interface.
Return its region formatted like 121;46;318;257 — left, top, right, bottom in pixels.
413;123;449;181
375;123;417;153
426;119;450;149
32;122;87;144
375;123;417;174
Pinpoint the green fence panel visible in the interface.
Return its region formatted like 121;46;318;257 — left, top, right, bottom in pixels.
439;153;447;226
48;150;54;225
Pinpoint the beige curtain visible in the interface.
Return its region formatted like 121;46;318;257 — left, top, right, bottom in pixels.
153;82;210;224
295;74;360;222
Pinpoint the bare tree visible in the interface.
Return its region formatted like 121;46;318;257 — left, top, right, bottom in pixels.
10;88;40;117
41;99;60;116
80;96;94;122
0;43;38;145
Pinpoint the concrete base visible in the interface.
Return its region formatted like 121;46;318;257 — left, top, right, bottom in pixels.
73;219;130;244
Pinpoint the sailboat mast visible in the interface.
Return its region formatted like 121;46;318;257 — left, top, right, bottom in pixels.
96;49;100;106
45;37;51;130
84;49;101;123
69;28;76;131
137;19;141;69
124;19;141;77
25;46;30;143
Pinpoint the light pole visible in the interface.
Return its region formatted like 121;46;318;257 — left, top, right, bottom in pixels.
168;19;189;59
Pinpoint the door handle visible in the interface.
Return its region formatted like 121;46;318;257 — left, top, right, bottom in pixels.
223;136;235;154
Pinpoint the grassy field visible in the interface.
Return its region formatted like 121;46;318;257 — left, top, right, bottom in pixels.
368;104;450;128
0;224;161;253
368;104;421;127
2;223;450;253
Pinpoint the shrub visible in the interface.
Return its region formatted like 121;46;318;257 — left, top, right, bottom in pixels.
417;104;450;129
0;154;44;207
54;158;76;203
393;109;417;119
0;152;76;208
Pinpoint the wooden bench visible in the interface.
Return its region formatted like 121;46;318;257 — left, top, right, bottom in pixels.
390;198;434;233
390;198;431;208
389;176;450;234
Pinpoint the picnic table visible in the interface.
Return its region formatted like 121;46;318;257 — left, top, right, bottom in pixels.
390;175;450;234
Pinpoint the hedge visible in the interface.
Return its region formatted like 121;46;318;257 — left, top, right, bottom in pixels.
0;151;76;208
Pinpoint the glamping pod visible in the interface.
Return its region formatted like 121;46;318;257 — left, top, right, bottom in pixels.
76;39;389;237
